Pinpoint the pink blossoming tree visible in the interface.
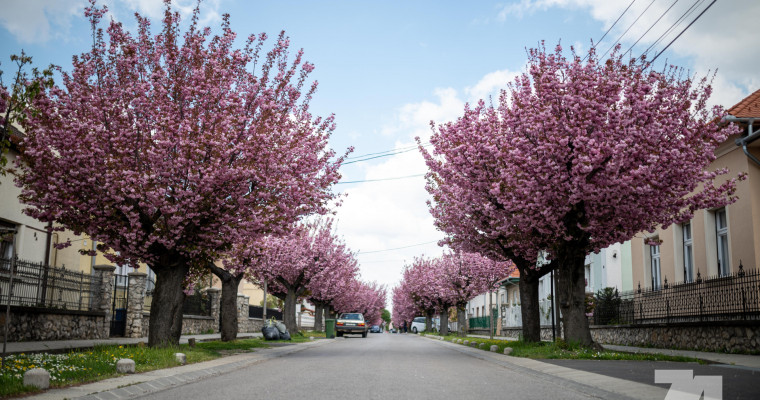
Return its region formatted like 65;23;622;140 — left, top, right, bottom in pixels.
15;2;345;347
307;246;359;331
421;43;743;346
391;281;417;331
251;220;350;333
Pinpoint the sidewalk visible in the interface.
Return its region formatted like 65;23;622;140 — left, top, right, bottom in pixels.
466;334;760;369
24;337;332;400
2;332;263;355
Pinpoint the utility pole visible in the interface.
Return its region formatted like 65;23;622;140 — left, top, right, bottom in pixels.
262;280;267;321
489;289;493;340
2;226;18;369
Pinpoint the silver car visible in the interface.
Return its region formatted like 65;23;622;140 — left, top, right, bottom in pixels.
335;313;369;337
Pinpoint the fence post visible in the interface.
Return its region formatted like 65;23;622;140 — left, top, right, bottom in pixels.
126;272;147;338
92;265;116;338
207;288;221;333
236;294;249;333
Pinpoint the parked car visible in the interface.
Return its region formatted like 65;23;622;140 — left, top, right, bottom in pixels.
370;325;381;333
410;316;426;333
335;313;369;337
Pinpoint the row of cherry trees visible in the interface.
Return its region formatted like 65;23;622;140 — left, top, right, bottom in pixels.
393;252;512;336
246;219;386;334
419;44;744;345
11;1;360;347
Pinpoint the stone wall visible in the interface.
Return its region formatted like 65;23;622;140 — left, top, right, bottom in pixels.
499;326;556;341
240;317;264;333
0;306;106;341
589;322;760;353
181;315;216;335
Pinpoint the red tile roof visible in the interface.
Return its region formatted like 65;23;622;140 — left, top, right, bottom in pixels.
727;88;760;118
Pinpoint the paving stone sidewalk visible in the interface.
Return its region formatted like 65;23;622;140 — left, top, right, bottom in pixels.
22;337;332;400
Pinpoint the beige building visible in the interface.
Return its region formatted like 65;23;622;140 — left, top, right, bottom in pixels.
632;89;760;289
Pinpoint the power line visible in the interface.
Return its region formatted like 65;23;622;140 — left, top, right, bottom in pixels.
346;142;430;161
649;0;717;64
641;0;705;58
343;142;432;165
336;173;426;185
623;0;681;58
583;0;637;62
600;0;657;60
357;240;441;254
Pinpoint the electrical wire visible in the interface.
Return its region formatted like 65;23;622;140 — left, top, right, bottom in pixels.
336;173;426;185
641;0;705;58
357;240;441;254
343;143;432;165
583;0;637;62
649;0;717;64
600;0;658;60
623;0;681;58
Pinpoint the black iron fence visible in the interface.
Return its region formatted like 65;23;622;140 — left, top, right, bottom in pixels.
592;263;760;325
182;290;212;316
0;257;98;311
249;305;282;320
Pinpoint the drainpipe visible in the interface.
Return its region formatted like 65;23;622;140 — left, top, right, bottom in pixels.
723;116;760;168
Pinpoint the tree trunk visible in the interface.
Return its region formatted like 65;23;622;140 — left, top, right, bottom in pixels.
283;289;298;333
148;262;190;348
425;309;433;332
457;304;467;337
555;253;594;347
313;302;324;332
518;273;542;342
439;308;449;336
207;264;244;342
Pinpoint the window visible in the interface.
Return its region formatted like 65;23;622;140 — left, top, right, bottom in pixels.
716;208;729;276
0;220;15;260
584;264;592;291
682;223;694;282
650;243;661;290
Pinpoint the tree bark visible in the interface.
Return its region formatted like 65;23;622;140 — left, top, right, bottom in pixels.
439;308;449;336
283;289;298;333
555;253;594;347
518;273;541;342
313;302;324;332
425;309;433;332
207;264;245;342
457;304;467;337
148;261;190;348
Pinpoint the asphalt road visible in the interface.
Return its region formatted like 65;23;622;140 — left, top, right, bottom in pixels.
542;359;760;400
134;333;603;400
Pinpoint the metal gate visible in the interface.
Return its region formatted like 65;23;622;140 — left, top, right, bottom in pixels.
109;274;129;337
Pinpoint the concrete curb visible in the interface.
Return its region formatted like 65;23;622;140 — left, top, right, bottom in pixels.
419;335;666;400
25;339;334;400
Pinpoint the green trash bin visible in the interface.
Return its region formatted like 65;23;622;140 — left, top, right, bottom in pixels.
325;319;336;339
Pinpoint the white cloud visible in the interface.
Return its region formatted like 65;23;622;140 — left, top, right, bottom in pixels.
465;69;521;104
496;0;760;106
0;0;85;44
0;0;222;45
335;84;473;290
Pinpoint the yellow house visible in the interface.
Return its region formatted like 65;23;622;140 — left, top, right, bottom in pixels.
632;89;760;288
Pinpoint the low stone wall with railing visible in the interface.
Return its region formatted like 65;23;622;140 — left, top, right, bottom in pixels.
0;306;106;341
590;322;760;353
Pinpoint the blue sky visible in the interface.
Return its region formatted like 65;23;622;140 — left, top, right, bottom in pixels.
2;0;758;292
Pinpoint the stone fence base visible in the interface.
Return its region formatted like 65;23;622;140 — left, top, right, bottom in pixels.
0;306;106;342
589;322;760;353
497;322;760;353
